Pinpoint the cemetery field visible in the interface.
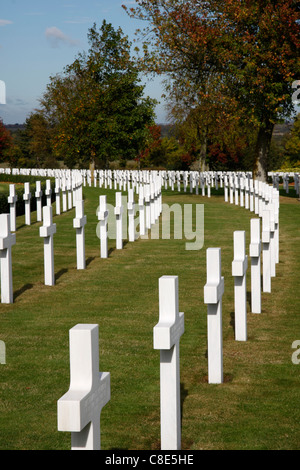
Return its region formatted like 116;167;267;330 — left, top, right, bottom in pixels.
0;184;299;450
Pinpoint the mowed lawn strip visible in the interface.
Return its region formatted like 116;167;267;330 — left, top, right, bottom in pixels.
0;184;299;450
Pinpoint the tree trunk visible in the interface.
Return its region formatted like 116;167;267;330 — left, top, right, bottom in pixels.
253;122;274;183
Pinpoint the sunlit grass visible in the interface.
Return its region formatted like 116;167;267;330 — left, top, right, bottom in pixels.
0;184;299;450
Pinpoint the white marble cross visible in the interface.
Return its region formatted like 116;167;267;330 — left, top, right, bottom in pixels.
39;205;56;286
73;200;87;270
224;175;228;202
0;214;16;304
262;209;271;293
57;324;110;450
114;192;123;250
232;231;248;341
35;181;43;222
204;248;224;384
138;185;145;237
153;276;184;450
268;202;276;278
67;178;72;210
8;184;18;232
249;218;261;314
144;184;151;231
128;188;136;242
55;178;61;216
150;182;156;225
249;179;254;212
272;188;280;264
45;179;52;207
97;195;109;259
62;178;67;212
23;182;31;225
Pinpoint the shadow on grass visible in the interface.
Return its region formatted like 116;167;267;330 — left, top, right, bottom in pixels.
14;283;34;301
55;268;68;282
86;256;95;267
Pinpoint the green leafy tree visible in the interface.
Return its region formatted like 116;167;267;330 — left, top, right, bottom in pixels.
25;112;54;167
124;0;300;180
40;21;157;168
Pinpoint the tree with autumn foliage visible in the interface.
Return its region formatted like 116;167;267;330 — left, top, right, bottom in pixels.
40;21;156;168
0;119;13;163
124;0;300;181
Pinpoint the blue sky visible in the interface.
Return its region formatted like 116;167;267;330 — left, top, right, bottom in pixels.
0;0;167;124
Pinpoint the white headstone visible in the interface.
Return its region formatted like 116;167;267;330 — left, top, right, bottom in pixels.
138;185;145;237
232;231;248;341
144;184;151;230
57;324;110;450
0;214;16;304
73;200;87;270
97;195;109;259
45;179;52;207
268;202;276;278
23;182;31;226
114;192;123;250
62;178;67;212
55;178;61;216
249;218;262;314
39;205;56;286
35;181;43;222
262;209;271;293
204;248;224;384
128;188;136;242
153;276;184;450
8;184;17;232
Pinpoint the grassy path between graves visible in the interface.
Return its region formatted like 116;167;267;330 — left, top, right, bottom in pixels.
0;183;299;450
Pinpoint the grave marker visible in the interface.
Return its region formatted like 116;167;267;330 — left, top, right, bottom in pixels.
55;178;61;215
138;185;145;237
232;231;248;341
262;209;271;293
114;192;123;250
128;188;136;242
0;214;16;304
57;324;110;450
45;179;52;207
249;218;261;314
97;195;109;258
73;200;87;270
153;276;184;450
39;206;56;286
35;181;43;222
23;182;31;225
204;248;224;384
8;184;17;232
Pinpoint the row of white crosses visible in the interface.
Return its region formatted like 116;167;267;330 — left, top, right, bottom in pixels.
203;179;280;384
7;175;82;232
223;174;280;293
96;178;162;257
1;177;85;299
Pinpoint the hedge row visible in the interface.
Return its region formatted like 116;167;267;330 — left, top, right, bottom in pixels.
0;176;56;218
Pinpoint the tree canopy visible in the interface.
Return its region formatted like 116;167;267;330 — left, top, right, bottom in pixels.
39;20;157;169
124;0;300;179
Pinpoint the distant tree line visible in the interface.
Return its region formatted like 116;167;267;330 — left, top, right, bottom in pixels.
0;1;299;175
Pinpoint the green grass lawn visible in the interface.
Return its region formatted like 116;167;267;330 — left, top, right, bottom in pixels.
0;182;299;450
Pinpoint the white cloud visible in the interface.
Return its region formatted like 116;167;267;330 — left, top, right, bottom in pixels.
0;19;13;27
45;26;79;48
